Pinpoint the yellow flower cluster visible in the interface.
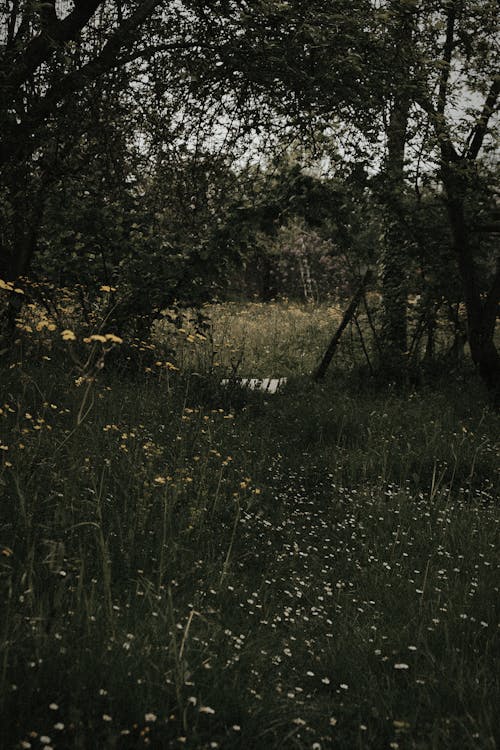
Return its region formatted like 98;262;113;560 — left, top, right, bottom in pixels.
0;279;24;294
36;318;57;332
153;360;179;371
82;333;123;344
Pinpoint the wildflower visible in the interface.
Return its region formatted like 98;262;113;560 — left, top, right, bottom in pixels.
104;333;123;344
54;723;64;731
145;713;157;722
102;714;112;722
394;663;409;670
49;703;58;710
61;330;76;341
83;334;107;343
100;285;116;293
0;279;23;293
199;706;215;715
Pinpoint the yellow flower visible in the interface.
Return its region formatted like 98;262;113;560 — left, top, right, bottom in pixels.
83;334;107;343
100;285;116;293
61;329;76;341
104;333;123;344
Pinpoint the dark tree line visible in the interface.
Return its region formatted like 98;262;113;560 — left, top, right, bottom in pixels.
1;0;498;399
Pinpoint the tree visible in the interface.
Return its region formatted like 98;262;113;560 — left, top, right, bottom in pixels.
1;0;377;341
377;1;415;368
411;0;499;399
0;0;167;343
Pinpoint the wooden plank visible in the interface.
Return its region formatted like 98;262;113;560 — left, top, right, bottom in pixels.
312;269;372;381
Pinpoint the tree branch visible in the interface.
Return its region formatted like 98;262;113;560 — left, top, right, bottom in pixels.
2;0;104;104
466;75;500;161
40;0;58;31
437;1;456;117
6;0;20;47
40;0;162;102
413;91;460;162
0;0;166;168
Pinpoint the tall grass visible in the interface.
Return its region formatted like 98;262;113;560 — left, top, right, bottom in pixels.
152;301;355;377
0;301;498;749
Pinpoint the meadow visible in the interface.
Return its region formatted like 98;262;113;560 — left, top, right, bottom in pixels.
0;301;499;750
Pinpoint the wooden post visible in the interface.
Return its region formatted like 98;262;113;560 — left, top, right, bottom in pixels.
312;269;372;381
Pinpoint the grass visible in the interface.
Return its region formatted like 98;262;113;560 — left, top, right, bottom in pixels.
152;301;359;377
0;300;499;750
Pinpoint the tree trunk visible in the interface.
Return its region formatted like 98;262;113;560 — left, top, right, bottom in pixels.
443;165;500;404
379;10;414;371
0;166;45;349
